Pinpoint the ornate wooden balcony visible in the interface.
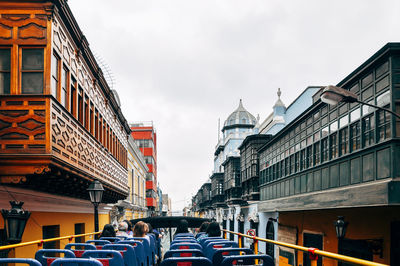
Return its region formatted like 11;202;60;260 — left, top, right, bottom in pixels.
0;95;128;203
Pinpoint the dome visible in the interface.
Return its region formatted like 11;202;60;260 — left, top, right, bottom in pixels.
222;99;256;131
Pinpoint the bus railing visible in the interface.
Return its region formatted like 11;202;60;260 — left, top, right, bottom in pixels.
0;231;101;251
222;229;387;266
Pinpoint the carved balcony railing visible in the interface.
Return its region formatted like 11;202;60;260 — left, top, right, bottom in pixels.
0;95;128;202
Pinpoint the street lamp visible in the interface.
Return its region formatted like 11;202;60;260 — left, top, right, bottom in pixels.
334;216;348;239
321;85;400;119
1;201;31;244
87;180;104;239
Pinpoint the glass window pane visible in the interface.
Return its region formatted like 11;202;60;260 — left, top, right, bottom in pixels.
0;49;11;70
0;73;10;94
22;49;44;70
22;72;43;94
339;115;348;128
350;108;360;122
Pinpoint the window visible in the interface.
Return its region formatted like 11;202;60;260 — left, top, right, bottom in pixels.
306;146;313;168
377;108;391;142
84;95;89;130
350;122;360;152
21;48;44;94
43;225;60;251
61;66;68;107
321;138;328;162
70;76;77;117
300;149;306;170
0;48;11;94
78;87;83;124
339;128;348;156
362;114;375;147
330;133;338;160
314;142;320;165
51;53;60;98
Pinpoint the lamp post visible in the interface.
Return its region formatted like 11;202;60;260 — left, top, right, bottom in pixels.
1;201;31;244
334;216;348;239
87;180;104;239
321;85;400;119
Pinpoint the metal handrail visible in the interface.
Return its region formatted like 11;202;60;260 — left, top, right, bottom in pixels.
0;231;101;251
222;229;387;266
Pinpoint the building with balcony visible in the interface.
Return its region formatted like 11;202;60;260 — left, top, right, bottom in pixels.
258;43;400;265
0;0;130;258
130;122;157;215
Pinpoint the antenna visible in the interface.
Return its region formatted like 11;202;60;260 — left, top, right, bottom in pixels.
93;51;116;90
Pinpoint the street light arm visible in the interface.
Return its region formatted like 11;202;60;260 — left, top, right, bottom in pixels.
354;99;400;120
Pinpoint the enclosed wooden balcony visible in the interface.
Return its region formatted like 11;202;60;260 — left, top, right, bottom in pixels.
0;95;129;203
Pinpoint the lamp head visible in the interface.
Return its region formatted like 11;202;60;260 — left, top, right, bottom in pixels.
87;179;104;205
321;85;358;105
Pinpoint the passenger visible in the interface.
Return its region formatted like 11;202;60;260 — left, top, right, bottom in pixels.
206;221;221;237
124;220;133;237
195;221;210;241
174;219;189;238
100;224;116;238
133;221;150;241
116;221;129;237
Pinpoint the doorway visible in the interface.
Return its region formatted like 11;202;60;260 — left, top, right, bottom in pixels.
303;233;323;266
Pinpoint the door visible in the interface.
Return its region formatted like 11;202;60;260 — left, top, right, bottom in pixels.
338;239;372;266
303;233;323;266
266;221;275;258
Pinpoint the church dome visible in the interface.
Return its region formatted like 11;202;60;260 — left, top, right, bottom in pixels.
222;99;256;131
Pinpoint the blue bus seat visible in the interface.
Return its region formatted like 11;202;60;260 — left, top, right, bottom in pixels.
51;258;103;266
169;242;202;251
99;237;122;243
82;250;124;266
129;237;152;266
220;254;274;266
211;248;253;266
164;249;204;259
65;243;97;258
0;258;42;266
194;232;206;239
173;233;194;239
118;240;146;266
160;257;212;266
86;240;111;250
35;249;75;266
102;244;137;266
198;237;224;247
204;241;238;260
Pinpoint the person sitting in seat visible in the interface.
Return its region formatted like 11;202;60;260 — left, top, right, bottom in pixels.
206;221;221;237
174;219;189;238
100;224;116;238
124;220;133;237
133;221;150;241
116;221;129;237
196;221;210;241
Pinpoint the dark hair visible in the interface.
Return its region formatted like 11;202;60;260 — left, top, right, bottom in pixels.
176;219;189;234
206;222;221;237
147;223;153;233
100;224;116;238
198;222;210;233
124;220;132;232
133;221;149;237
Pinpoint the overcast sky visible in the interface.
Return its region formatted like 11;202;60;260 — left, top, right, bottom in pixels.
68;0;400;212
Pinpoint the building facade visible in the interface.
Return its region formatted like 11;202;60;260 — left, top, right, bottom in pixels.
0;0;130;258
130;122;158;215
258;43;400;265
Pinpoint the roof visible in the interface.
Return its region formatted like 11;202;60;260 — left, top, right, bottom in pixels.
222;99;256;131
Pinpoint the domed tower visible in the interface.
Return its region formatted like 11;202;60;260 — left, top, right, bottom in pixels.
214;100;257;173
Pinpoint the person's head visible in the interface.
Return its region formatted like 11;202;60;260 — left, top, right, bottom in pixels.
198;222;210;233
133;221;149;237
118;221;128;232
124;220;132;232
147;223;154;234
176;219;189;233
101;224;116;237
206;222;221;237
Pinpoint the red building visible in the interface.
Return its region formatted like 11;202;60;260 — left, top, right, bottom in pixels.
130;122;157;212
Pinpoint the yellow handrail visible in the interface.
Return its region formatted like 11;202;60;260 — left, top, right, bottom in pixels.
0;231;101;251
223;229;388;266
